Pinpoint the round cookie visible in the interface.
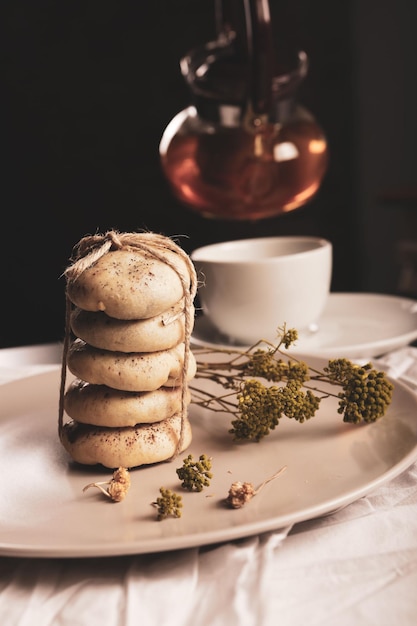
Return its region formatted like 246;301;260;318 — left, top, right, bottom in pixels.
64;379;191;427
70;301;195;353
60;414;193;468
67;339;197;392
66;249;192;320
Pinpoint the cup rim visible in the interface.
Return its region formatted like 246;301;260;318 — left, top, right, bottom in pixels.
191;236;332;264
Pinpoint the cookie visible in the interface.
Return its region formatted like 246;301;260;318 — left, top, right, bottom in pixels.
60;413;193;468
67;339;197;392
64;379;191;427
66;248;192;320
70;300;195;353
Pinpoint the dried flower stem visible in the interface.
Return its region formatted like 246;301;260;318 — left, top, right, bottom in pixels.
226;465;287;508
82;467;131;502
190;326;394;442
83;480;112;498
254;465;287;495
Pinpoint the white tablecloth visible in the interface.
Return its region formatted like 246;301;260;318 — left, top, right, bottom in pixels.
0;344;416;626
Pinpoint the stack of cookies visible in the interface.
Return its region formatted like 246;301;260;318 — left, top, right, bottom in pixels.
58;231;197;469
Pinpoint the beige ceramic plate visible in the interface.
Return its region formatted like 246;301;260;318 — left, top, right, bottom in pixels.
1;363;417;558
192;293;417;358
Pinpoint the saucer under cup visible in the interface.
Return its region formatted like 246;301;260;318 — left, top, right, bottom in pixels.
191;236;333;345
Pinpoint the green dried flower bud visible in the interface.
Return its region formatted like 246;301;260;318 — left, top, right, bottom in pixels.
176;454;213;492
153;487;183;521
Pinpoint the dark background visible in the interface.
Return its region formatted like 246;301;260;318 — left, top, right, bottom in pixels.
2;0;417;348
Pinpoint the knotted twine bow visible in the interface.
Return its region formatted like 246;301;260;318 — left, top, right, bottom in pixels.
58;230;198;461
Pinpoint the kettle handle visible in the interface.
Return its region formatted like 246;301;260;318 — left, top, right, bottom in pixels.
244;0;274;118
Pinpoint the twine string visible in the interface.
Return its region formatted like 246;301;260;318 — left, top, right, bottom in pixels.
58;230;197;460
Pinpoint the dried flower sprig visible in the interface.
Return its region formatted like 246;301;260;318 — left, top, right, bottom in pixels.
176;454;213;492
152;487;183;521
82;467;131;502
191;325;394;443
226;466;287;508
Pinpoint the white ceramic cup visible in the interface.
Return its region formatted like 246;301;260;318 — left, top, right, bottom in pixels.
191;236;333;345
